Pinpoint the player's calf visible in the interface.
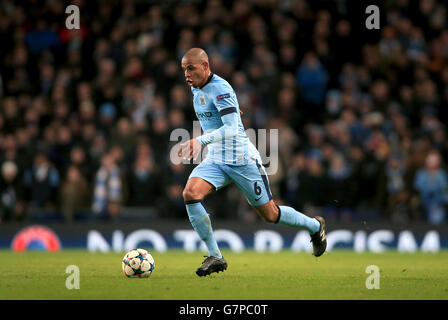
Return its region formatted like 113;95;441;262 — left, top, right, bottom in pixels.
255;202;327;257
253;201;280;223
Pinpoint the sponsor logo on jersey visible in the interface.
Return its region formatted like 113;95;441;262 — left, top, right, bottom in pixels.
216;93;231;101
196;111;213;120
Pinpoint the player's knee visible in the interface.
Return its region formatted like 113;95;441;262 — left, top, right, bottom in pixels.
182;185;202;201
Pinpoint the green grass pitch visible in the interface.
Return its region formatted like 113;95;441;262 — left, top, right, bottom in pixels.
1;249;447;300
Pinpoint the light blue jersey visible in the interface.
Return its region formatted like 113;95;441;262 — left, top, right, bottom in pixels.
192;73;261;166
186;72;322;241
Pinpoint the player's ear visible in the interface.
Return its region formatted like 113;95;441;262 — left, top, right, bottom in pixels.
202;61;209;71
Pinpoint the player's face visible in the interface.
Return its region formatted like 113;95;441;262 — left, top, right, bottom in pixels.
181;57;208;88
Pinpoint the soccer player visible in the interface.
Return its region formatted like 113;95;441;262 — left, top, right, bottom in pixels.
179;48;327;277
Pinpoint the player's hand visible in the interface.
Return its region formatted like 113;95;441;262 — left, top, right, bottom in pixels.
179;138;202;161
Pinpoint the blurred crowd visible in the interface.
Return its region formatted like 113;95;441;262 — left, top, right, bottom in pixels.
1;0;448;225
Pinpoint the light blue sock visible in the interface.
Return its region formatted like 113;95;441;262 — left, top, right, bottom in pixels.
186;200;222;258
277;205;320;235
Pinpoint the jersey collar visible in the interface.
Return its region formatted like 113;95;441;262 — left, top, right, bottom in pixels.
199;73;214;89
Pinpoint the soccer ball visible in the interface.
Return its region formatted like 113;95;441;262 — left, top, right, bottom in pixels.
122;248;155;278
